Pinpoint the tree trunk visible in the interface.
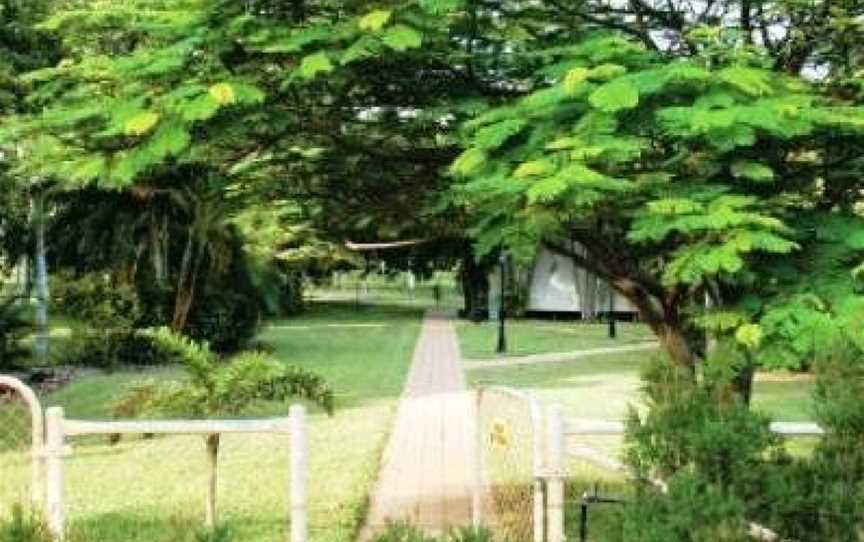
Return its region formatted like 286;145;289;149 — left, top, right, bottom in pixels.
460;249;489;321
171;226;203;332
205;433;220;527
149;211;166;285
656;323;695;368
32;192;49;364
730;353;755;406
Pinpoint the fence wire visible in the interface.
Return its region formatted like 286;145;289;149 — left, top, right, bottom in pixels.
477;389;538;542
0;385;34;517
63;427;292;541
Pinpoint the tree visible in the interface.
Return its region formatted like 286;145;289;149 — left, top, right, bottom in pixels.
450;35;864;376
112;328;334;527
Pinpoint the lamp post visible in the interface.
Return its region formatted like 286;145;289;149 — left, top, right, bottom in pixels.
496;251;508;353
607;284;617;339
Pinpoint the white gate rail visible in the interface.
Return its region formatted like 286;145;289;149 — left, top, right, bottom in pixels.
43;405;308;542
0;375;45;508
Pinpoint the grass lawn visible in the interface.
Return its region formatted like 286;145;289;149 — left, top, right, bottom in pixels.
1;302;422;542
456;319;656;360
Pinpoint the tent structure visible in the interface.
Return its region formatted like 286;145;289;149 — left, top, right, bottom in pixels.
489;245;638;319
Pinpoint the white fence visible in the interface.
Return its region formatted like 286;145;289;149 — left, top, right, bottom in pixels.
0;375;309;542
474;385;824;542
0;375;45;508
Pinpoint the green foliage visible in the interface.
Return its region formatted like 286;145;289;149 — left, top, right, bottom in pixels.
112;328;334;418
624;357;782;484
608;473;752;542
52;272;142;368
0;297;33;370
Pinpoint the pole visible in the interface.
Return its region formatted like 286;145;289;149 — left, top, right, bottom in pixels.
290;405;307;542
607;285;616;339
45;407;65;541
496;252;507;353
546;406;565;542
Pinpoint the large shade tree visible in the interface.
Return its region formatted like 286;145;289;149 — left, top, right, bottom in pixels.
3;0;863;379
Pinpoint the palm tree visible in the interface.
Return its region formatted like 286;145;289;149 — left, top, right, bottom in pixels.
112;328;334;527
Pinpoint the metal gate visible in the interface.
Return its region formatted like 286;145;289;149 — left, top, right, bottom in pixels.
474;386;545;542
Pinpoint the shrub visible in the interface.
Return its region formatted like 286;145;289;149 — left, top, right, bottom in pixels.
0;297;32;370
623;357;782;486
52;272;143;368
62;329;175;369
186;287;259;353
761;340;864;540
608;473;752;542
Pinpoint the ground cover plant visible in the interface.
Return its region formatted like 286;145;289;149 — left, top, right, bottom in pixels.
0;302;422;542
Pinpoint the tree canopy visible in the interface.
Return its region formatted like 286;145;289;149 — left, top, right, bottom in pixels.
1;0;862;373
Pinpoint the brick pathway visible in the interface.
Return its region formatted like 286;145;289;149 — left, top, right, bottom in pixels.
359;312;475;539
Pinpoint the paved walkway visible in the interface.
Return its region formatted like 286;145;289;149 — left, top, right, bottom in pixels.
465;342;659;370
359;312;475;539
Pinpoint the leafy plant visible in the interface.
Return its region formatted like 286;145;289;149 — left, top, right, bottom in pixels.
111;328;334;525
52;272;142;368
0;296;33;370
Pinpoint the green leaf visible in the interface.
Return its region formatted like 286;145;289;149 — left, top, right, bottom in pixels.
451;148;487;176
735;323;764;349
731;161;774;183
341;37;381;65
588;64;627;81
513;160;553;178
719;66;774;96
382;25;423;52
299;52;333;79
181;95;219;122
358;9;392;32
472;119;526;150
124;112;160;136
589;79;639;112
147;121;191;159
70;155;107;183
563;67;589;95
209;83;235;105
419;0;465;14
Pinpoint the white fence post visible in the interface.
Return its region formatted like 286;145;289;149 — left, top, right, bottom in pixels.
45;406;65;541
546;406;565;542
472;389;483;528
289;405;307;542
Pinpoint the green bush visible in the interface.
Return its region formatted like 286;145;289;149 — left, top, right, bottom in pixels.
760;341;864;540
623;357;782;486
608;473;752;542
0;297;32;370
618;346;864;540
186;287;259;353
63;330;175;368
617;357;788;539
53;273;143;368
